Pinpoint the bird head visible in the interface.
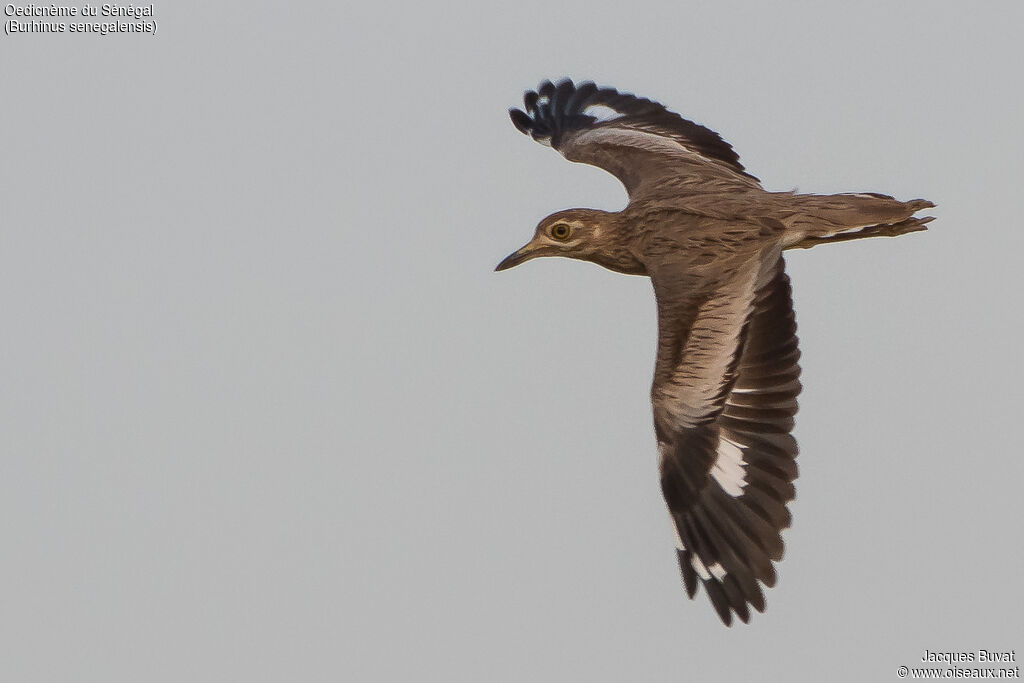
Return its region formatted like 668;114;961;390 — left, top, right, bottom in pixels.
495;208;612;271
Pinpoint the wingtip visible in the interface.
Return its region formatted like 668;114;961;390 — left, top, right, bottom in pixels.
509;108;532;134
677;549;699;598
704;580;734;626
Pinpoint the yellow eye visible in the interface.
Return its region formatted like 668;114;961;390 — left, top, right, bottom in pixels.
550;223;572;240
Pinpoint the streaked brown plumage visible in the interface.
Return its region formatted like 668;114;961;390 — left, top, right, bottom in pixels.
496;79;933;625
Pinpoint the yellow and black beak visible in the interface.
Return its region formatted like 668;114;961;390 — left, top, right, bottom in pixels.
494;242;554;271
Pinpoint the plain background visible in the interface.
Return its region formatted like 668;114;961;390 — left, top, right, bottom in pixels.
2;1;1021;681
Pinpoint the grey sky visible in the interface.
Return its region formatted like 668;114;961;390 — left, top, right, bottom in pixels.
2;1;1021;681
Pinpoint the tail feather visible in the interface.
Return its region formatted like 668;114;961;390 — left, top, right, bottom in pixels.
784;192;935;246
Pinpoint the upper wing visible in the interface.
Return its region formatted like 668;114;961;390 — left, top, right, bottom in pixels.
652;255;801;625
509;79;761;201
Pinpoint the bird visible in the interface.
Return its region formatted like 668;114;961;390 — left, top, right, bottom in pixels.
496;78;934;626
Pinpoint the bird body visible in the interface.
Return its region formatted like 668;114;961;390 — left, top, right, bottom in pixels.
497;79;933;625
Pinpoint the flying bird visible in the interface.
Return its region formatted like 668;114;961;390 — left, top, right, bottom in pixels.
496;78;933;625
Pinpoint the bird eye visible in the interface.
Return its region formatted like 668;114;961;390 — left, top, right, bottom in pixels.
550;223;572;240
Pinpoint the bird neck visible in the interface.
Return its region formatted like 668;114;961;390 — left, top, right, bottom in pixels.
586;212;648;276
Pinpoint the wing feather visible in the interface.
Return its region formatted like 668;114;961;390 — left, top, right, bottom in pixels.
653;256;801;625
509;78;760;199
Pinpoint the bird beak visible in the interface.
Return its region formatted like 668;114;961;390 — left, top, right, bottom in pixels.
495;242;546;272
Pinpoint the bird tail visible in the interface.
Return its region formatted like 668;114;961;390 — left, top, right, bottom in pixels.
782;193;935;250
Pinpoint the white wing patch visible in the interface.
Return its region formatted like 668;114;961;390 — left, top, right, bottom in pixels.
582;103;623;123
711;435;748;497
691;554;710;580
581;126;702;159
691;555;728;581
